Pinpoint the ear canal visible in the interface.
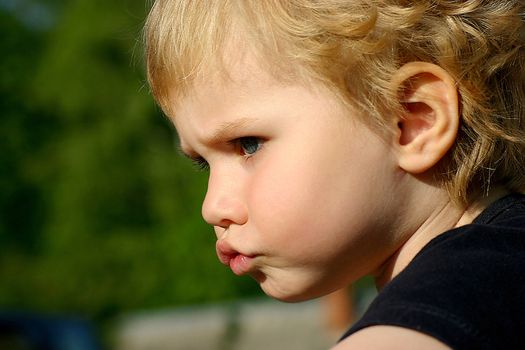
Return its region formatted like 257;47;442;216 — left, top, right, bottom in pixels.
398;102;435;146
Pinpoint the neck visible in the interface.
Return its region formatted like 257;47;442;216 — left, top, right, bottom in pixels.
373;186;509;290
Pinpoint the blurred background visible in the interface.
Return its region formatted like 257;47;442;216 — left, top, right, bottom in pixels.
1;0;373;349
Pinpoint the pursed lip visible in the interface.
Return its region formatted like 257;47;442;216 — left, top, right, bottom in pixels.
216;240;257;275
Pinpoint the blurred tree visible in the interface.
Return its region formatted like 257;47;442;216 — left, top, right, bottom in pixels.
0;0;261;326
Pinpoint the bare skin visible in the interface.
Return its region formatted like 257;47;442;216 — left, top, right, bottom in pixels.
171;52;497;348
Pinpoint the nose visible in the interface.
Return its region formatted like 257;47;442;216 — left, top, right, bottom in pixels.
201;169;248;229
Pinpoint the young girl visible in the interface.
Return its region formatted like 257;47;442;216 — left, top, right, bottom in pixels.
144;1;525;348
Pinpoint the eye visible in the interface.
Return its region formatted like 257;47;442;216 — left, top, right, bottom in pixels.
238;137;262;156
191;157;210;171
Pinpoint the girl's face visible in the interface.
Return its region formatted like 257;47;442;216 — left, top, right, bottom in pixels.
172;55;406;301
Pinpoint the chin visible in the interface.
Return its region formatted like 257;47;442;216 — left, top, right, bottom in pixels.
259;279;326;303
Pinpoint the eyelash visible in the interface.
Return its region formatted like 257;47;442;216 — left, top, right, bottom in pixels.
191;157;210;171
190;136;264;172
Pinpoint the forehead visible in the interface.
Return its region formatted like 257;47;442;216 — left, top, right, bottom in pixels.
170;49;281;152
169;41;297;121
171;50;355;157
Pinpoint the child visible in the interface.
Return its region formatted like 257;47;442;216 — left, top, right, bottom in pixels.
144;1;525;349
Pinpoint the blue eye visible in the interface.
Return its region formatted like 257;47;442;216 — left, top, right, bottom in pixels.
239;137;262;155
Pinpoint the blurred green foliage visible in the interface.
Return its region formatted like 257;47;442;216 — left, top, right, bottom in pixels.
0;0;261;324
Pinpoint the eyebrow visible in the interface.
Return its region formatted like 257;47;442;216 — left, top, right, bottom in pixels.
210;117;256;144
178;117;258;158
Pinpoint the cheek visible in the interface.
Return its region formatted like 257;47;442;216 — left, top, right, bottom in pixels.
247;133;398;260
248;144;371;227
248;155;324;229
246;151;356;265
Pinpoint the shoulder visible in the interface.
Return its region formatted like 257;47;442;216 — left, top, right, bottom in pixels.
332;326;451;350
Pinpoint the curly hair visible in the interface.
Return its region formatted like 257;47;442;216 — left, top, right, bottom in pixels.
144;0;525;205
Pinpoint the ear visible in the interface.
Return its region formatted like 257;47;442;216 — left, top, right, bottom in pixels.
391;62;459;174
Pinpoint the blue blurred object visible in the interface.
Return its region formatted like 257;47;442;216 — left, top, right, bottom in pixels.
0;312;102;350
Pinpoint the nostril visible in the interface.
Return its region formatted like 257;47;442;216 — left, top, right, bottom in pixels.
218;219;233;229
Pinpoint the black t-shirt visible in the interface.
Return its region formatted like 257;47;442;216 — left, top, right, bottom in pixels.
341;193;525;349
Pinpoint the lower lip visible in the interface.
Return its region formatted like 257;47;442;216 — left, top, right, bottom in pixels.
230;254;255;275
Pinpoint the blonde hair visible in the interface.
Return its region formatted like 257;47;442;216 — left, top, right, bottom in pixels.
144;0;525;205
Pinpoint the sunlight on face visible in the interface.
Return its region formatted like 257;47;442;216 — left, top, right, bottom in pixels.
171;51;406;301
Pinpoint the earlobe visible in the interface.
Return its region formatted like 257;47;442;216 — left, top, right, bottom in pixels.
391;62;459;174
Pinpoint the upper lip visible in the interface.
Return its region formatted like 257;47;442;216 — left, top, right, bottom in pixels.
216;240;253;266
